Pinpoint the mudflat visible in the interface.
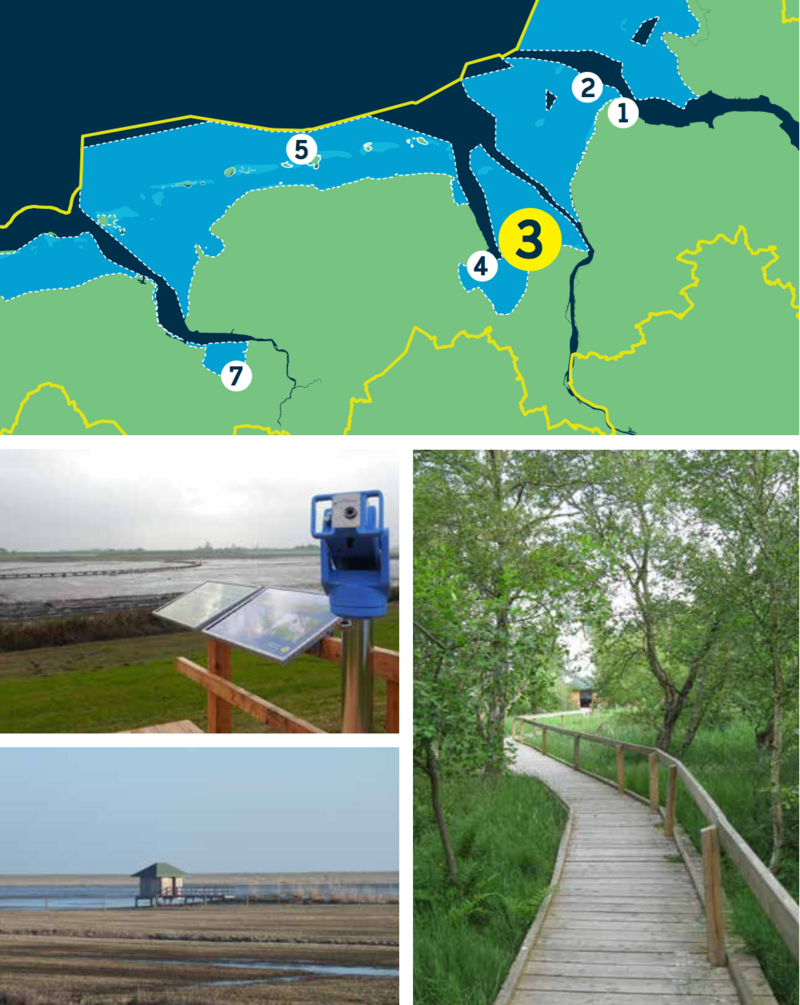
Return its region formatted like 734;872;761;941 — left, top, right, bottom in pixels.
0;903;399;1004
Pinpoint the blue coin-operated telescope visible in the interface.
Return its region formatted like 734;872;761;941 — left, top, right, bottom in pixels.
311;490;390;732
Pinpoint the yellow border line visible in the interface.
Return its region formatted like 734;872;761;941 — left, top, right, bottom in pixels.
782;0;798;22
346;225;797;436
1;2;540;230
232;424;290;435
343;325;609;435
0;382;127;435
568;225;799;429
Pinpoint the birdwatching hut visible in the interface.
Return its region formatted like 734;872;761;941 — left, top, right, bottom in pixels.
568;676;594;709
132;862;187;906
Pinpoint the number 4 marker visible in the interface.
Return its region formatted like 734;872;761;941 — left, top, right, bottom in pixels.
466;250;498;282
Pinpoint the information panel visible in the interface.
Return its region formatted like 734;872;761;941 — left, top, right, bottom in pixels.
203;588;338;664
153;581;260;630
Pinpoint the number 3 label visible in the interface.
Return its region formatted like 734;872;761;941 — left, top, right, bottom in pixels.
221;360;253;391
498;209;562;272
287;134;318;164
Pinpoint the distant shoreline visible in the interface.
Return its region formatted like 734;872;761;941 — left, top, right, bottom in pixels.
0;872;399;888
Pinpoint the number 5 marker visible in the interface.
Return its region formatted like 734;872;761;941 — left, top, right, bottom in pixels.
287;134;318;164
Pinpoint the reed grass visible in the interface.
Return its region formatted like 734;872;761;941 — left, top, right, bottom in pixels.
414;773;566;1005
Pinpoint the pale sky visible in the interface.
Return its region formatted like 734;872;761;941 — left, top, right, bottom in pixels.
0;448;399;551
0;747;398;874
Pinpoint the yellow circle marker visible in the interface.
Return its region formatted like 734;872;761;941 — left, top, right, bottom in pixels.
499;208;562;271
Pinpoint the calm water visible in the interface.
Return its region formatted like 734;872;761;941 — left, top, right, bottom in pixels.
0;880;399;911
0;555;399;604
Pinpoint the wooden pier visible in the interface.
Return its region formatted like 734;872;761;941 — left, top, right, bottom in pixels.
135;886;238;907
0;561;202;580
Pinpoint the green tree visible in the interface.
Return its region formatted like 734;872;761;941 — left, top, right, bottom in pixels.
577;451;737;750
684;450;798;872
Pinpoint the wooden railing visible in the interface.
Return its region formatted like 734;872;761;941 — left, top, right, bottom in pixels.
512;714;799;966
175;637;400;734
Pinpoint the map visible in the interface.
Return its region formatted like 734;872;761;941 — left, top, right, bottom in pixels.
1;0;797;435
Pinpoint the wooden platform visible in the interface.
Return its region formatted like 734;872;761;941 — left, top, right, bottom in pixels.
120;720;203;734
510;741;743;1005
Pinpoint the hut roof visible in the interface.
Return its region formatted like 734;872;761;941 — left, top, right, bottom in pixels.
568;676;593;691
131;862;187;878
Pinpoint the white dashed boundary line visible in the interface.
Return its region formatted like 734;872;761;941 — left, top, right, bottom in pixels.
460;82;588;261
0;268;138;304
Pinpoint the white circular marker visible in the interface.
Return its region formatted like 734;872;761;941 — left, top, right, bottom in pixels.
572;72;603;103
608;97;639;128
287;133;318;165
466;250;498;282
221;360;252;392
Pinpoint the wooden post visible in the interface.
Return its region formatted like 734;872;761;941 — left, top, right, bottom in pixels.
573;735;580;770
701;825;727;966
385;680;399;733
665;765;678;838
511;718;518;740
648;752;659;810
541;727;547;757
615;745;624;793
207;639;232;733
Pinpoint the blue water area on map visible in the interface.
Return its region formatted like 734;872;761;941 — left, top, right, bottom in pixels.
465;61;619;224
473;144;587;252
81;120;468;314
202;341;248;374
521;0;699;105
0;233;134;302
457;143;586;314
458;255;529;315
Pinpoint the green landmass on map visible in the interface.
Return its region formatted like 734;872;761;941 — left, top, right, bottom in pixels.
0;277;296;435
665;0;799;120
568;110;798;433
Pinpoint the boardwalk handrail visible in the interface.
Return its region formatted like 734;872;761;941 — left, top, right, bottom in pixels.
512;713;799;961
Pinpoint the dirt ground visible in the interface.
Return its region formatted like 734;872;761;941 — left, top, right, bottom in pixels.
0;903;399;1005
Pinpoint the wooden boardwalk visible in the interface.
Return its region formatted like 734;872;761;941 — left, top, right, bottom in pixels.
121;720;202;734
510;741;743;1005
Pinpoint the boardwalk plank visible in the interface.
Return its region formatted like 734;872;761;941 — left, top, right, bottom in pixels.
509;742;742;1005
513;992;740;1004
517;976;736;993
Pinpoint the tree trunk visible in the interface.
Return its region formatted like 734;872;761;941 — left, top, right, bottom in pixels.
655;697;681;751
768;579;784;874
677;701;709;757
484;605;510;776
768;685;784;874
755;718;774;754
416;744;458;884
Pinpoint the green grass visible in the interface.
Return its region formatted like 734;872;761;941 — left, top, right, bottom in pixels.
510;711;798;1005
414;773;567;1005
0;606;398;733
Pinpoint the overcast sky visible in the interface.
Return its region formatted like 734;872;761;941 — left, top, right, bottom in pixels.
0;747;398;874
0;449;399;551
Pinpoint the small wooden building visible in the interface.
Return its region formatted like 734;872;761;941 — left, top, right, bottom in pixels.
568;676;594;709
132;862;187;906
